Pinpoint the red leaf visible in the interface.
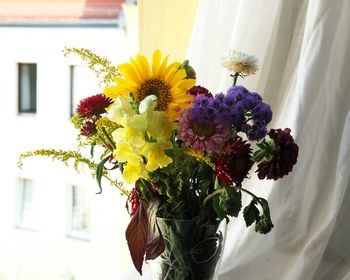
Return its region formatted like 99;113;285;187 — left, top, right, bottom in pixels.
145;221;165;260
125;202;149;275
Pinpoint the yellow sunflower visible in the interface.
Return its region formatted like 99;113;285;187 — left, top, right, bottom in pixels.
104;50;195;120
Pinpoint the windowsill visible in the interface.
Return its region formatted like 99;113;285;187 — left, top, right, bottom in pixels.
66;231;90;242
14;224;37;232
16;112;37;118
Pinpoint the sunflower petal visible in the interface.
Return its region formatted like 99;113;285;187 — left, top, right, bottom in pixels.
152;50;162;77
136;54;152;80
157;55;169;79
167;68;187;86
118;63;141;84
164;62;181;82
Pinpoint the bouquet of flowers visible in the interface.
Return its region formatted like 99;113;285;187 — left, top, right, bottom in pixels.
19;49;299;279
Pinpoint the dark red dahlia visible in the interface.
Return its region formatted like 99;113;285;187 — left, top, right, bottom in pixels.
257;128;299;180
187;86;213;98
80;121;97;137
76;93;113;118
126;188;140;216
215;137;254;184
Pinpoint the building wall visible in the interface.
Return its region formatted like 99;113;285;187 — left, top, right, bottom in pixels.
0;26;135;280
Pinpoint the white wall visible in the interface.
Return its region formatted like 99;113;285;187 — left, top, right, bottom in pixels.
0;26;135;280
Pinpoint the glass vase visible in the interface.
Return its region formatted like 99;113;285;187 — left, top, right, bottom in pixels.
152;218;227;280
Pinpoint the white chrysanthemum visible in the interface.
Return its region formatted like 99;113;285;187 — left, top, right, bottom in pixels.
221;50;258;75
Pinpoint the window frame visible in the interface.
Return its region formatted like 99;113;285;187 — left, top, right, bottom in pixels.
15;177;37;231
66;184;91;241
18;63;37;114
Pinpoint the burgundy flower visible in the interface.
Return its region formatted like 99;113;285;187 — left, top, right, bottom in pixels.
76;94;113;118
126;188;140;216
215;137;254;184
80;121;97;137
257;128;299;180
187;86;213;98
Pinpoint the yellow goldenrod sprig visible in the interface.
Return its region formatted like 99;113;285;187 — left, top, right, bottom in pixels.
18;149;130;196
185;149;215;170
18;149;98;171
63;47;120;85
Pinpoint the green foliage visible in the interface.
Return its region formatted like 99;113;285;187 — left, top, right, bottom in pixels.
149;147;216;222
255;198;274;234
63;47;120;86
243;200;260;227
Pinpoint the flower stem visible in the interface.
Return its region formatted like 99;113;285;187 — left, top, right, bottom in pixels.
102;127;116;149
233;185;265;208
104;175;129;196
232;72;239;86
203;188;225;207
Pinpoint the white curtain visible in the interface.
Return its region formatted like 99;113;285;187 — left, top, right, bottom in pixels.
187;0;350;279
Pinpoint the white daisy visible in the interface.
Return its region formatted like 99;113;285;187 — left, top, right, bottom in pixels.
221;50;259;75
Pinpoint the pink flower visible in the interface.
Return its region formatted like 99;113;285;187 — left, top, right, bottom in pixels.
178;110;229;153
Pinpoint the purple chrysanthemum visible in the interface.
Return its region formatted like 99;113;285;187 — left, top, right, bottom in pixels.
178;110;229;153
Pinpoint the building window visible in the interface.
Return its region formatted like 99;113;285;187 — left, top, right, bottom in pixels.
69;65;100;117
16;178;37;230
18;63;37;113
67;185;90;239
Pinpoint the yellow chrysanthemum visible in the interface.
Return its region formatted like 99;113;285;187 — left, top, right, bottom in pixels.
104;50;195;120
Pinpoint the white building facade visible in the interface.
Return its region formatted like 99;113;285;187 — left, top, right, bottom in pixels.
0;17;137;280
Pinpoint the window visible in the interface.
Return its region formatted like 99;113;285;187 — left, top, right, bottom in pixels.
69;65;100;117
18;63;37;113
16;178;37;230
67;185;90;239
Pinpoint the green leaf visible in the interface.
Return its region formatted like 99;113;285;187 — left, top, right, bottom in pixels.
255;198;274;234
95;155;110;194
243;200;260;227
213;196;226;220
223;186;242;217
125;202;149;275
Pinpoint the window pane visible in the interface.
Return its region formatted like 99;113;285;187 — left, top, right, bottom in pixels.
17;178;36;229
70;65;100;116
18;63;37;113
70;185;90;235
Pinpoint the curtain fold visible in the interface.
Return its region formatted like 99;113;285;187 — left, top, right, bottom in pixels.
187;0;350;279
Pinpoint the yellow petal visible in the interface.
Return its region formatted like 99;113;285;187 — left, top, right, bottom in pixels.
125;127;146;148
130;56;146;81
152;50;162;77
118;63;142;84
176;78;196;91
136;54;152;80
167;68;187;86
164;62;181;82
123;162;144;184
157;55;169;80
104;86;122;98
114;143;134;162
145;147;173;171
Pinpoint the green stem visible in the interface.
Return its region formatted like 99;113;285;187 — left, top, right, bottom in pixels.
203;188;225;207
232;72;239;86
233;185;265;208
102;127;116;149
104;175;129;196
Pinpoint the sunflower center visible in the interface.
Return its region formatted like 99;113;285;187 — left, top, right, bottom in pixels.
191;121;215;137
137;79;171;111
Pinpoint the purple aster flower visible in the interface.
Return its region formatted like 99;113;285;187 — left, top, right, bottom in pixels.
178;110;230;153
